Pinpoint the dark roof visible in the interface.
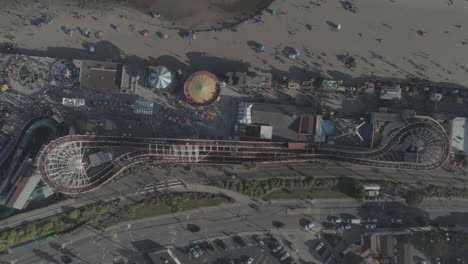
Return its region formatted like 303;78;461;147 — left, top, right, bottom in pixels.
148;249;181;264
343;252;365;264
251;103;316;141
79;60;123;93
299;115;315;135
0;132;10;151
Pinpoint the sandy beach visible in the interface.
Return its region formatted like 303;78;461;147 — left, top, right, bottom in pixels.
0;0;467;86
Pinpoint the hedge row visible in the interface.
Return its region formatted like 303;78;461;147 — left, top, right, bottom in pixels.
423;185;468;199
0;200;116;252
216;177;365;200
104;192;234;224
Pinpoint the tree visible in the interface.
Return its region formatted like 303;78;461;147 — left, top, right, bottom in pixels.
411;230;448;257
405;191;424;207
337;177;364;201
243;162;257;170
68;209;81;220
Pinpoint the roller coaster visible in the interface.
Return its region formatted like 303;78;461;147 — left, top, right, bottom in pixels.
38;119;450;194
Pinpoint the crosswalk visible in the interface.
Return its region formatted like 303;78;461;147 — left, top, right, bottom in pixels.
134;179;185;194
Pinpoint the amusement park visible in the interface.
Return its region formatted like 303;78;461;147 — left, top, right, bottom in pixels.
2;0;468;262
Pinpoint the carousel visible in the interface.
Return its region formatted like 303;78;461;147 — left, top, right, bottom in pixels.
147;66;172;89
183;71;221;107
50;60;79;87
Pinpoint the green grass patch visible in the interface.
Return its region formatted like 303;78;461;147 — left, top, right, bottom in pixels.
215;177;365;200
101;193;233;228
0;200;117;253
263;188;349;200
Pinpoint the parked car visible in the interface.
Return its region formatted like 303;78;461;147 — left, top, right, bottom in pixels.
391;218;403;224
188;247;200;258
193;244;204;256
303;221;315;230
341;224;352;230
365;224;377;229
329;216;342;223
367;217;378;223
277;248;287;256
273;221;286;228
284;240;297;252
273;245;283;253
280;252;290;262
289;243;298;252
254;235;265;246
244;257;253;264
347;218;361;224
326;255;336;264
233;236;246;247
187;223;200;232
315;242;324;251
199;241;214;252
214;239;227;251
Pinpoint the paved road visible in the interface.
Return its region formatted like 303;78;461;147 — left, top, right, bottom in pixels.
3;196;468;264
178;163;468;187
2;159;466;233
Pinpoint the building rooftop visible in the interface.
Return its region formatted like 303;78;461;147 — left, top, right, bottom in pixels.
79;60;123;93
250;103;316;141
0;132;10;151
380;85;402;100
148;249;181;264
6;168;41;210
326;118;372;147
450;117;468;153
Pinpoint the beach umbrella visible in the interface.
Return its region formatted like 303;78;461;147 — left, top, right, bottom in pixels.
257;44;265;52
149;66;172;89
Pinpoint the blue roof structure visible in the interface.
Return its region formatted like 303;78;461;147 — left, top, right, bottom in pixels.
148;66;172;89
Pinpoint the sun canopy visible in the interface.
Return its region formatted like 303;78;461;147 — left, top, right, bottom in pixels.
238;102;253;124
149;66;172;89
184;71;221;107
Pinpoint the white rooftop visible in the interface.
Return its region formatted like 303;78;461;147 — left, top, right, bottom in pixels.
62;98;85;107
380;85;402;100
450;117;468;152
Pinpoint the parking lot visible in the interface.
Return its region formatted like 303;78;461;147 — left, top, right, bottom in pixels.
172;234;291;264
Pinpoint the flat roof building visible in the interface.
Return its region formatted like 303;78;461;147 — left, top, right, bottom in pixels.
250;103;316;141
450;117;468;153
62;98;85;107
6;168;41;210
380;85;402;100
148;248;182;264
79;60;123;93
239;124;273;140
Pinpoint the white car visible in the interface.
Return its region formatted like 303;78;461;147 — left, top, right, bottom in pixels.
273;245;283;253
341;224;352;230
189;247;199;258
280;252;290;262
347;218;361;224
329;216;342;223
194;244;204;256
255;236;265;246
244;257;253;264
315;242;324;251
304;222;315;230
289;243;298;252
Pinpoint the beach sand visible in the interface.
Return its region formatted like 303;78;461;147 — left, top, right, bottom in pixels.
0;0;467;86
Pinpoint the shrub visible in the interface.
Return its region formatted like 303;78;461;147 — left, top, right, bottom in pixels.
243;162;257;170
405;191;424;207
